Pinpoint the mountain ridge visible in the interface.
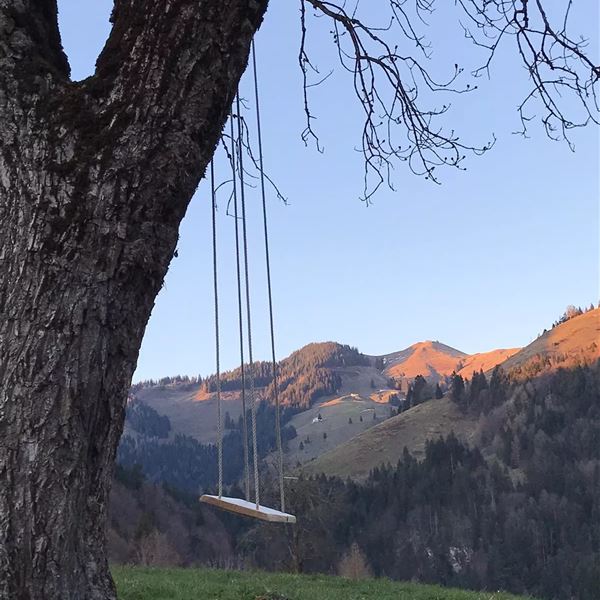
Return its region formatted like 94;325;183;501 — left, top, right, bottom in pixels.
303;307;600;479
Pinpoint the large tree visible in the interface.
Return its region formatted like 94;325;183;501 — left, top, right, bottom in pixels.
0;1;597;598
0;1;268;598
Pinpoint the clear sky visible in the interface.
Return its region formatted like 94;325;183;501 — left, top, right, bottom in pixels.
57;1;599;382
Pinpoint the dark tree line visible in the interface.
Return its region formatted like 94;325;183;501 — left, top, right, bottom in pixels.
263;342;369;409
202;361;273;393
131;374;203;391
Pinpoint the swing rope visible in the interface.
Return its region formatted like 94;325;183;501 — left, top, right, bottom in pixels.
230;113;251;502
236;93;261;510
251;41;286;513
210;159;223;499
203;45;295;523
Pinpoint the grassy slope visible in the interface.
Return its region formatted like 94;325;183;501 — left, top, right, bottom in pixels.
137;384;244;444
302;397;477;479
112;567;532;600
280;366;395;465
456;348;520;378
499;307;600;374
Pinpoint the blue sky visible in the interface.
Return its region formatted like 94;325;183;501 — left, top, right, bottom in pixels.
57;1;599;382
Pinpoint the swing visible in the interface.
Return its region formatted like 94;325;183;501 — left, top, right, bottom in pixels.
200;496;296;524
200;42;296;525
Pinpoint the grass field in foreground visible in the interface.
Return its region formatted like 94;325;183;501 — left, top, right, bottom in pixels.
112;566;534;600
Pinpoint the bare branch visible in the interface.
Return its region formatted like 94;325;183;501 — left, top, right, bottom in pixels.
299;0;597;201
302;0;492;202
457;0;599;143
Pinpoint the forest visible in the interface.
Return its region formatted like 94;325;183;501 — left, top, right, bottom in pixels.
113;360;600;600
201;342;369;407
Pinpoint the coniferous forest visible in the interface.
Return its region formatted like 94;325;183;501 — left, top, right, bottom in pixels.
111;360;600;600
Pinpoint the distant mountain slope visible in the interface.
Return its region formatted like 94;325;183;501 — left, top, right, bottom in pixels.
257;361;397;469
136;342;371;443
500;307;599;378
303;397;477;479
305;308;600;480
380;341;467;381
136;382;224;443
272;341;370;408
132;339;519;448
456;348;520;378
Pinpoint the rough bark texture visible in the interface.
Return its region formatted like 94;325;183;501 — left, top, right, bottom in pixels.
0;1;268;598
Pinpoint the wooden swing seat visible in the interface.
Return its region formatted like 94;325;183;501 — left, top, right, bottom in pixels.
200;494;296;523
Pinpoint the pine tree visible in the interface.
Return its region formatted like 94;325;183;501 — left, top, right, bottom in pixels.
450;372;466;412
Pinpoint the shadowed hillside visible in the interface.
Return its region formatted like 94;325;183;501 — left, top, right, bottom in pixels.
135;342;370;443
126;307;598;489
112;359;600;600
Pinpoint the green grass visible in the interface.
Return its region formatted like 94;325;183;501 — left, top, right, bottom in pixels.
112;566;533;600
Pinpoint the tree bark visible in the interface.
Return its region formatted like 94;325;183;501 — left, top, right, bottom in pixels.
0;1;268;597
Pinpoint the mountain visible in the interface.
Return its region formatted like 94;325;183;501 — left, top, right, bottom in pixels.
379;341;467;382
121;342;392;492
116;308;600;600
125;308;598;486
305;308;600;480
497;306;599;378
455;347;520;378
132;340;522;448
286;360;600;600
125;341;524;482
134;342;373;444
379;341;521;384
113;358;600;600
134;382;226;444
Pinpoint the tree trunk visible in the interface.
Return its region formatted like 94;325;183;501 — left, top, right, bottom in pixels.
0;1;268;598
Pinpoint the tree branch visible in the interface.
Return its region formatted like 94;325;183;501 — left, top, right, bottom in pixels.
0;0;69;77
457;0;599;143
303;0;490;202
300;0;597;200
90;0;268;170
